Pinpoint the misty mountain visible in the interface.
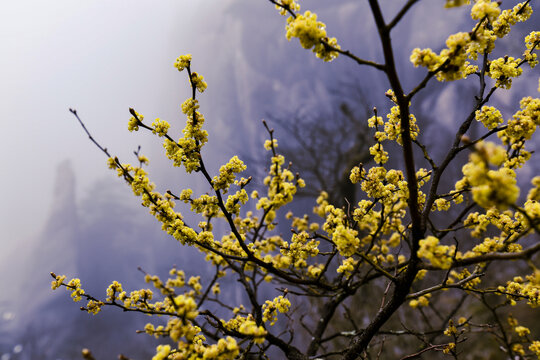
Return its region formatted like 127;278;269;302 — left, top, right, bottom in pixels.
1;160;211;359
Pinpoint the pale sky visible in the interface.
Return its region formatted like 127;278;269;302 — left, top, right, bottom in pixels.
0;1;219;246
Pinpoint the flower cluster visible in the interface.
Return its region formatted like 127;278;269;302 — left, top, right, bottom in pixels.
494;96;540;169
163;55;210;173
181;98;200;114
384;105;419;145
151;118;170;137
475;106;503;130
457;141;519;209
262;295;291;326
412;1;532;83
524;31;540;68
530;341;540;358
263;138;278;150
222;315;267;344
212;156;247;193
332;224;360;257
492;2;533;38
448;268;482;289
191;72;207;93
85;300;104;315
256;145;304;228
174;54;192;72
409;294;431;308
500;97;540;144
410;32;476;81
50;273;66;290
498;272;540;307
369;143;389;164
463;207;525;245
528;176;540;201
280;230;320;268
488;56;522;89
127;109;143;132
152;345;171;360
274;0;300;16
67;278;85;302
93;270;240;360
417;236;455;269
470;0;500;23
285;11;340;62
337;257;358;278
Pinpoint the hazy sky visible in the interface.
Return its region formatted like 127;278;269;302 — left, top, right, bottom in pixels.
0;1;220;246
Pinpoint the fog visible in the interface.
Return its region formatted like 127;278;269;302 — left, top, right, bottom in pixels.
1;1;538;358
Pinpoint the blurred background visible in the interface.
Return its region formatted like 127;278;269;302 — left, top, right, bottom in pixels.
1;0;538;358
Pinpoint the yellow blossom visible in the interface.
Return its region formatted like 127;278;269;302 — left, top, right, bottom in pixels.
174;54;192;72
285;11;340;62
